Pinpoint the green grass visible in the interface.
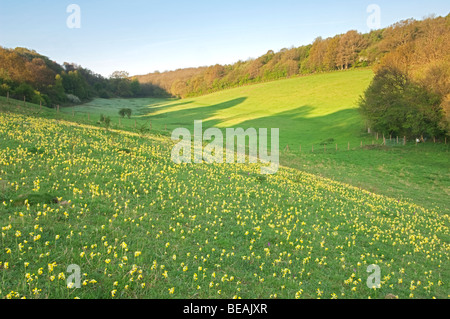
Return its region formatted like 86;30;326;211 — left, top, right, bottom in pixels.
282;143;450;215
0;110;448;300
0;70;448;300
61;69;449;213
63;69;375;147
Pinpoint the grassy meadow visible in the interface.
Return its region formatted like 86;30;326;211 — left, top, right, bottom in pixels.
0;69;449;299
63;69;375;147
61;69;449;213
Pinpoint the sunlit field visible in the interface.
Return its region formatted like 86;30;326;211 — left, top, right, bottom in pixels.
64;69;375;147
1;110;448;299
61;69;450;213
1;0;449;305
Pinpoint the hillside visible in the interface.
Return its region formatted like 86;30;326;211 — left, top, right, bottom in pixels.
135;15;450;101
78;69;375;147
1;14;448;120
61;69;449;214
1;2;448;304
0;100;448;299
0;46;167;108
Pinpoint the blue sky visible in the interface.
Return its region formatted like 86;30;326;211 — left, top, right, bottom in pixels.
0;0;448;77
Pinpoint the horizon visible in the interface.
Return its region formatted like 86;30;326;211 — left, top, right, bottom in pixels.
0;0;449;78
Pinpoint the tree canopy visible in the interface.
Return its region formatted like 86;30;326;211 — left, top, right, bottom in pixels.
360;15;450;138
0;48;169;107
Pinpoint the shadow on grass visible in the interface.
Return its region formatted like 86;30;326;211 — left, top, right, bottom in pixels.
229;106;363;146
142;97;248;129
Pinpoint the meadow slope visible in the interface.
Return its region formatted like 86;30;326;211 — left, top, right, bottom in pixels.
0;110;448;299
62;69;450;213
67;69;375;147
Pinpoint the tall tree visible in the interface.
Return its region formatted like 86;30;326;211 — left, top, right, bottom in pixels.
323;36;340;71
336;30;367;70
308;37;327;71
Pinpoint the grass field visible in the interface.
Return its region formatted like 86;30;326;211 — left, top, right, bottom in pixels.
63;69;375;147
0;69;448;299
0;110;448;299
60;69;449;213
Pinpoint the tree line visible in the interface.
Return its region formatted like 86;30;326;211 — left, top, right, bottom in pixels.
1;14;448;138
135;14;449;138
134;22;383;98
0;47;169;107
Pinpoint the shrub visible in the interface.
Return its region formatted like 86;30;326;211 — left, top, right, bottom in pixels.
359;67;445;138
66;94;81;104
99;114;111;130
119;108;132;119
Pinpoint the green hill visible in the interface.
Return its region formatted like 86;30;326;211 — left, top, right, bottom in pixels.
62;69;449;213
0;12;448;302
66;69;374;146
142;69;375;147
0;103;448;299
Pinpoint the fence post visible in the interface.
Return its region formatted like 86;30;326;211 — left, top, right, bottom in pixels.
312;145;314;153
88;113;90;121
24;96;26;107
299;145;301;153
6;91;9;103
348;142;350;151
404;136;406;146
57;105;60;113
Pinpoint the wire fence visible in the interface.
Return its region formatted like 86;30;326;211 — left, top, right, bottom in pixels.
284;135;448;155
